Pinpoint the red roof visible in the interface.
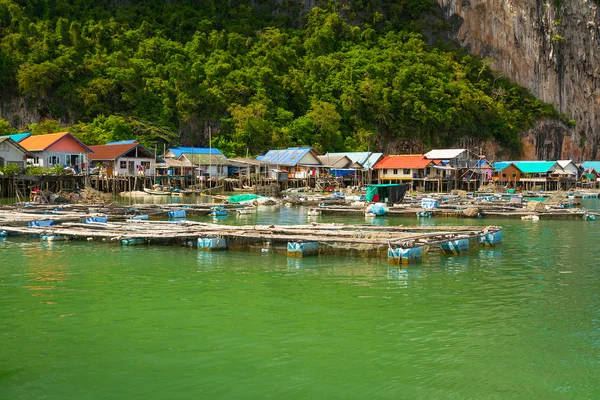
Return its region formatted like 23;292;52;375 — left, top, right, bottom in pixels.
373;155;433;169
88;143;138;160
88;142;162;161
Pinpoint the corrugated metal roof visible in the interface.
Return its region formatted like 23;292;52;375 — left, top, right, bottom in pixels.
106;139;138;145
166;147;224;158
557;160;575;168
317;155;352;168
257;147;319;166
476;159;493;168
513;161;558;173
0;132;32;143
582;161;600;172
89;143;163;162
20;132;93;153
424;149;467;160
373;155;432;169
179;153;229;165
324;152;383;169
493;162;516;173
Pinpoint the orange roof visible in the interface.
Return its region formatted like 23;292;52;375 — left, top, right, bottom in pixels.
20;132;92;152
373;155;433;169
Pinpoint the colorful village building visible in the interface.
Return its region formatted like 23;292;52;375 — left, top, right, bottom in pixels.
88;140;162;177
581;161;600;188
323;151;383;185
256;147;322;179
19;132;93;172
0;136;33;170
177;150;230;179
493;162;522;187
373;155;440;191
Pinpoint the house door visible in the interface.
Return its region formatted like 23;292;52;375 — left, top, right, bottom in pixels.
128;161;135;174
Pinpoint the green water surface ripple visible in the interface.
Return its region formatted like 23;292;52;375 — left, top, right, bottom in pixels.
1;202;600;399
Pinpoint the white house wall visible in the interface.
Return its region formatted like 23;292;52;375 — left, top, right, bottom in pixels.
0;142;27;167
29;150;87;169
109;157;158;176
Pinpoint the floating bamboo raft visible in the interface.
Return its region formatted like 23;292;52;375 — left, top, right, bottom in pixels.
0;205;502;264
316;203;594;220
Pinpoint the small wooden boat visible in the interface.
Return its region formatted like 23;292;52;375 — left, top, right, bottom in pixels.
143;188;173;196
233;186;254;193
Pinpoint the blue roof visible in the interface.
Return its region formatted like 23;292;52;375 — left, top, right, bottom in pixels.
0;132;31;143
476;159;493;168
257;147;318;166
325;152;383;169
106;139;137;145
493;162;515;173
513;161;557;174
495;161;558;173
167;147;224;158
582;161;600;172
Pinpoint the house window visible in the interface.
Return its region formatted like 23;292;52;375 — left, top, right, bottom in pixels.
426;167;431;174
384;169;388;174
403;169;410;175
120;160;127;169
512;174;516;178
47;155;60;166
393;169;398;175
502;173;506;178
141;161;150;169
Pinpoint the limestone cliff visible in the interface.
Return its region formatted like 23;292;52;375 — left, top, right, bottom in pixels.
437;0;600;160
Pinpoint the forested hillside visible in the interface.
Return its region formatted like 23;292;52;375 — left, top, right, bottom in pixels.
0;0;568;157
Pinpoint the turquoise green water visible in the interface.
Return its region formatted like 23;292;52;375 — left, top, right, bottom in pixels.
2;202;600;399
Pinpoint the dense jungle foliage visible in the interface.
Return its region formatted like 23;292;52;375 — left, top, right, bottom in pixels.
0;0;565;157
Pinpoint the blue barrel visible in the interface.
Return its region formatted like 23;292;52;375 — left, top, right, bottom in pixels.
440;238;470;255
388;247;423;264
28;220;54;227
85;216;108;224
168;210;186;218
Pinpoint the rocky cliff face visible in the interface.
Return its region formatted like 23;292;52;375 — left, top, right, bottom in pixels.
438;0;600;161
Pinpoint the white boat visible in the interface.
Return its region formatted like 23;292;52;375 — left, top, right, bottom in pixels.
143;188;173;196
307;208;321;216
521;215;540;221
236;208;254;215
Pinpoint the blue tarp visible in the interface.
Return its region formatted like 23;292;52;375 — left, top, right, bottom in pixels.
331;169;356;177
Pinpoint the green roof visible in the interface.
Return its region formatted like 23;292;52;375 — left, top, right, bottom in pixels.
180;153;229;165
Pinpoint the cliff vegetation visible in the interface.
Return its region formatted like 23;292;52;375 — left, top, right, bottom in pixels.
0;0;567;157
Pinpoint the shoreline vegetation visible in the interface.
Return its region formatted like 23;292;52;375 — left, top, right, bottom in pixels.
0;0;572;159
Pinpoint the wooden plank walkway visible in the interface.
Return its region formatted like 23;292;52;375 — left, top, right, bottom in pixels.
0;213;502;264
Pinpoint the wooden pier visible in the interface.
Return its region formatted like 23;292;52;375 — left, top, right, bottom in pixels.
315;203;594;220
0;205;502;264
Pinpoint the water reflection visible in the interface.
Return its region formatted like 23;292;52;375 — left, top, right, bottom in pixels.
387;265;422;284
438;254;470;274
